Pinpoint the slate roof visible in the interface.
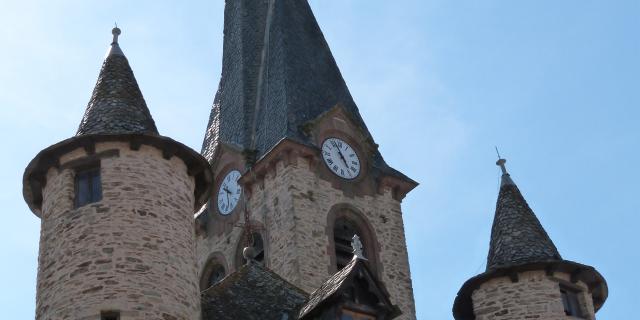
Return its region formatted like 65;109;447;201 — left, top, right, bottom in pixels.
298;256;360;319
452;161;608;319
298;257;398;319
486;169;562;271
76;30;158;136
201;262;308;320
201;0;408;180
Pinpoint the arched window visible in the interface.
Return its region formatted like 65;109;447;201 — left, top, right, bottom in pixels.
236;232;266;267
200;254;228;291
206;264;225;288
328;206;379;273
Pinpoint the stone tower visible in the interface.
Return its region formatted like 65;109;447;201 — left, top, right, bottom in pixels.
453;159;608;320
22;29;212;320
196;0;418;319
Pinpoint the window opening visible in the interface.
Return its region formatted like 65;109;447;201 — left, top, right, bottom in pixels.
340;309;375;320
334;219;362;270
100;311;120;320
75;167;102;207
560;286;584;317
207;264;226;288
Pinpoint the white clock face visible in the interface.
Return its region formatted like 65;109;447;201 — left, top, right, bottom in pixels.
217;170;242;215
321;138;361;180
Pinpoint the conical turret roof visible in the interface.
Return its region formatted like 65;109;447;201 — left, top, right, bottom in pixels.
23;27;214;217
76;27;158;136
486;159;561;270
453;158;608;319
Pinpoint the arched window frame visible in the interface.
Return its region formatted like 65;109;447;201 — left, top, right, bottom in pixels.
326;204;381;275
200;252;229;292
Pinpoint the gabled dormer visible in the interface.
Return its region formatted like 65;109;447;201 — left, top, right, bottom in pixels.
298;238;400;320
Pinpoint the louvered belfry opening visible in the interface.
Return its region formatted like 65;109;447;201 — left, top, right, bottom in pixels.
334;218;362;270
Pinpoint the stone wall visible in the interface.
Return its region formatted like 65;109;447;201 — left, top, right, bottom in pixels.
37;142;200;320
471;270;596;320
197;156;416;319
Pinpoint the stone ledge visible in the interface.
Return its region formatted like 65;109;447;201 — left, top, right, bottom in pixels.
23;133;213;216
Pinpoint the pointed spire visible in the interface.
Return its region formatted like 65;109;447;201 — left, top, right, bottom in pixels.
76;27;158;136
486;158;561;270
201;0;395;183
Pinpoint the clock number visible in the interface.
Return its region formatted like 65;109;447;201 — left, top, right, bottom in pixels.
321;138;361;180
218;170;242;215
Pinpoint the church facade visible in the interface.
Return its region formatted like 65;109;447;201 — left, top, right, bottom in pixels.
21;1;607;320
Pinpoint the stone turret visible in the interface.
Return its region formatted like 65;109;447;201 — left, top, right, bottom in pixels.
22;28;212;319
453;158;608;320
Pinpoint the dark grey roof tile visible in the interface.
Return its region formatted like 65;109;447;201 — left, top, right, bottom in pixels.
486;173;562;271
76;37;158;136
201;262;308;320
201;0;409;181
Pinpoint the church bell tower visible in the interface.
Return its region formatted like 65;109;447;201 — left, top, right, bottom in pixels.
196;0;418;319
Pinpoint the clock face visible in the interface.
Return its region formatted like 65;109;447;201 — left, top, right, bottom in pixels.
321;138;361;180
217;170;242;215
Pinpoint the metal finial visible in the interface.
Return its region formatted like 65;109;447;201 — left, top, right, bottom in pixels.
494;147;508;175
351;235;367;260
242;246;257;263
496;158;508;175
112;26;121;44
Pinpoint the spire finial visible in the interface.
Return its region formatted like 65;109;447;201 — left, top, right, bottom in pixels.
495;147;508;175
351;235;367;260
496;158;508;175
112;25;121;44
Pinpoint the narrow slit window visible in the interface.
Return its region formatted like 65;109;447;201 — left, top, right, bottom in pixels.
75;167;102;208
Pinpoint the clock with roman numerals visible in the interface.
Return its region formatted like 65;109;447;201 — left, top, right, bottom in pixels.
217;170;242;215
321;137;361;180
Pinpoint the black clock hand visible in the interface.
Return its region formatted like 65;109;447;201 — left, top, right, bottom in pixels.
331;140;353;177
336;150;353;177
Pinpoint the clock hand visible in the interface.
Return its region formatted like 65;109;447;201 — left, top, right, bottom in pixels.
336;150;353;177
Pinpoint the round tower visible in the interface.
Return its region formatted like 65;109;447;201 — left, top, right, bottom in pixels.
23;28;212;320
453;159;607;320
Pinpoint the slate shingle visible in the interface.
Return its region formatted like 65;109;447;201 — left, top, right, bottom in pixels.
201;0;409;181
486;173;562;270
76;40;158;136
201;262;308;320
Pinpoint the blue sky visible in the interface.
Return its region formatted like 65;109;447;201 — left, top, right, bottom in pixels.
1;0;638;318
